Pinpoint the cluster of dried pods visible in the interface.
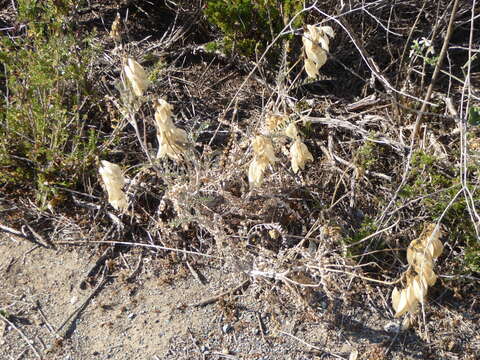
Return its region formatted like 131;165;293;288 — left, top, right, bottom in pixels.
392;223;444;317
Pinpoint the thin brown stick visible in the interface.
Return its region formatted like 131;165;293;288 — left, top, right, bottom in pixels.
279;330;346;359
35;300;58;337
189;279;250;307
411;0;460;141
56;240;220;259
56;272;109;335
0;312;42;359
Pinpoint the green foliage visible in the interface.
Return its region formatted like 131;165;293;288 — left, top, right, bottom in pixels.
400;150;479;274
468;106;480;126
204;0;304;59
356;140;378;172
343;217;379;257
0;0;101;206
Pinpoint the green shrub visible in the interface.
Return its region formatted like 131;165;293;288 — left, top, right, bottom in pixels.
204;0;304;59
0;0;101;206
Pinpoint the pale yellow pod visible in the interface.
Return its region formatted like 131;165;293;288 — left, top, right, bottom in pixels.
305;44;327;69
154;98;173;125
392;287;401;312
124;57;149;97
248;158;268;187
304;58;319;78
431;237;444;259
285;123;299;140
318;35;330;53
319;26;335;39
99;160;128;212
406;283;418;309
420;265;437;287
393;288;410;317
412;275;427;303
290;139;314;173
252;135;278;165
127;57;147;83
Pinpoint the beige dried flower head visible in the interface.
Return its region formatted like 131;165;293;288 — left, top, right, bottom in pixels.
285;122;299;140
302;24;334;78
290;139;313;173
153;99;188;161
392;222;444;317
252;135;278;164
99;160;128;212
110;13;121;43
265;113;288;132
248;135;278;187
124;57;149;97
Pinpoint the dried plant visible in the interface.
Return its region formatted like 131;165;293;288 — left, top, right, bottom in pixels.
392;223;444;317
302;24;334;78
123;57;149;98
290;139;314;173
98;160;128;212
284;123;313;173
248;135;278;187
265;113;289;133
153;98;189;161
109;13;122;43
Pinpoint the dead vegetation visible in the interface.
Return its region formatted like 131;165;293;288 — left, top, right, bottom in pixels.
1;0;479;359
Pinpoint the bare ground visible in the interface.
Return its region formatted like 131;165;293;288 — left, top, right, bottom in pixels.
1;234;479;360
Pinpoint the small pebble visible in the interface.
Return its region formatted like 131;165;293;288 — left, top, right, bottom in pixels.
222;324;232;334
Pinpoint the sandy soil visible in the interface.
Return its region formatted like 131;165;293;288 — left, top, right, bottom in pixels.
1;234;479;360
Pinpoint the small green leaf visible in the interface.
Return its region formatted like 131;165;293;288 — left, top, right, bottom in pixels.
468;106;480;126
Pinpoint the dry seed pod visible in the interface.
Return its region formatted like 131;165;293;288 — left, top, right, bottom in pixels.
421;224;444;259
154;98;173;124
265;113;288;132
392;287;409;317
99;160;128;212
290;139;313;173
304;58;320;78
124;57;149;97
248;158;269;187
419;264;437;287
412;275;428;303
153;99;188;161
285;123;299;140
248;135;278;187
252;135;278;164
302;24;334;78
110;13;121;43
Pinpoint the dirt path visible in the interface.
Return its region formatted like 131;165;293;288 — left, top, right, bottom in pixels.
1;235;479;360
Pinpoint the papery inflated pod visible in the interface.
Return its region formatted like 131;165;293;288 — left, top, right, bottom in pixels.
290;139;314;173
392;287;409;317
156;127;189;160
285;123;299;140
110;13;121;43
99;160;128;212
421;224;444;259
124;57;149;97
248;158;269;187
419;264;437;287
405;283;419;313
265;113;288;132
154;98;173;124
304;58;319;78
412;275;428;303
252;135;278;165
302;24;334;78
248;135;278;187
153;99;188;161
